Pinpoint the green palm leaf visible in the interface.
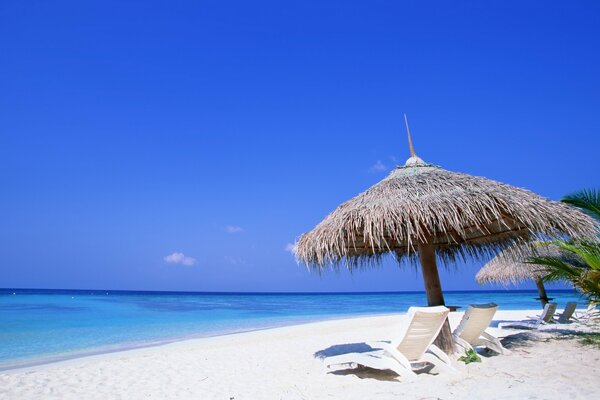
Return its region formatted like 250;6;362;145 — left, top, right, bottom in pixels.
562;189;600;221
530;239;600;303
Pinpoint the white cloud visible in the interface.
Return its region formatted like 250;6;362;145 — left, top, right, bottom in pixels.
164;252;196;266
369;160;387;173
225;225;244;234
284;243;295;253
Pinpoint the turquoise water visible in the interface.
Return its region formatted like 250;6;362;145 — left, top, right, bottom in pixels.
0;288;584;370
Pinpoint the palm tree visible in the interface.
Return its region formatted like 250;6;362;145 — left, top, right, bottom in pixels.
530;189;600;302
530;240;600;303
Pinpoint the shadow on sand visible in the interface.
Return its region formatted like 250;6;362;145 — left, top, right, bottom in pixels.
314;342;376;359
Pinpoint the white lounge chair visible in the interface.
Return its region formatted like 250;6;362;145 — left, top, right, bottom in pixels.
452;303;510;355
498;302;557;330
555;302;577;324
574;302;600;322
324;306;455;381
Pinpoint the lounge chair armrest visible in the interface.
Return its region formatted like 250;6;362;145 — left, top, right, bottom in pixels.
427;344;453;365
480;331;511;355
365;341;412;370
480;331;498;341
452;334;473;352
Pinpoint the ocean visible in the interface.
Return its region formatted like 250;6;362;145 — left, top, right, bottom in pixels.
0;288;584;371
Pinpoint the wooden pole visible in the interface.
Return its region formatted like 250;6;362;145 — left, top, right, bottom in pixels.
535;277;549;307
404;113;416;158
417;241;456;354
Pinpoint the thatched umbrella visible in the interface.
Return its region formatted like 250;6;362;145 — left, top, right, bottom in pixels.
476;245;556;307
294;115;597;353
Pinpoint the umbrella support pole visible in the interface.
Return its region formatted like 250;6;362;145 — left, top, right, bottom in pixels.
418;242;456;355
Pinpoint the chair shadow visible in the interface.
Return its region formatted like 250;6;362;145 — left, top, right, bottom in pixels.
313;342;377;359
490;318;598;351
330;365;435;381
496;331;539;350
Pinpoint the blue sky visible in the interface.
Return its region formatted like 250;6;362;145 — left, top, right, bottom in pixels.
1;1;599;292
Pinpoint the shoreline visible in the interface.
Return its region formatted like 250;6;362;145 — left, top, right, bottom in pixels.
0;311;405;374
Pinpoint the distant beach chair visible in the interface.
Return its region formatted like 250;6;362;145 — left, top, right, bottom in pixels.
498;302;557;330
555;302;577;324
452;303;510;355
574;302;600;322
324;306;455;381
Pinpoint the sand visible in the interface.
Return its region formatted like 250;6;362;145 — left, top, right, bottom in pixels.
1;310;599;400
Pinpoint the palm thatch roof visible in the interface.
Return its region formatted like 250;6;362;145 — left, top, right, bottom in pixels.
475;245;556;285
295;160;598;270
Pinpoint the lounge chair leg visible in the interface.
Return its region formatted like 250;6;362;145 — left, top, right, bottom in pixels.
480;332;511;355
420;353;458;374
452;335;473;355
428;344;454;366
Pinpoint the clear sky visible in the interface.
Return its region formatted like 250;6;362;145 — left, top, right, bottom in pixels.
1;1;599;293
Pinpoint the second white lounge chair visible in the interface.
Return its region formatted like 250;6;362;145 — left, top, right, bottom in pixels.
498;302;557;330
324;306;455;381
555;302;578;324
452;303;510;355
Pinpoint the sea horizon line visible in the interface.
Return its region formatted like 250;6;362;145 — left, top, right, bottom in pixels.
0;287;577;296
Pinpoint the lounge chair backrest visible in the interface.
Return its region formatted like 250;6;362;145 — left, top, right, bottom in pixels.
558;302;577;323
586;302;597;314
585;303;600;319
454;303;497;344
540;302;557;323
396;306;449;361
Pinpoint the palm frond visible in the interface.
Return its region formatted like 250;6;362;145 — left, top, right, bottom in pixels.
531;239;600;302
562;189;600;221
529;256;581;282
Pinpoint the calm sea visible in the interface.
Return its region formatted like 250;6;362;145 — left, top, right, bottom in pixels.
0;288;584;371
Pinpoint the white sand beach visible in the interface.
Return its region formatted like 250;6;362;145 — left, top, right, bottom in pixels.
1;310;599;400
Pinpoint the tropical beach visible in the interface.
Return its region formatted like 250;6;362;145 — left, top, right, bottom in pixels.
2;310;600;399
2;290;600;399
2;1;600;399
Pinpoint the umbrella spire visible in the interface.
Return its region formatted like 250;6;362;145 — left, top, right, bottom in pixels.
403;113;425;166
